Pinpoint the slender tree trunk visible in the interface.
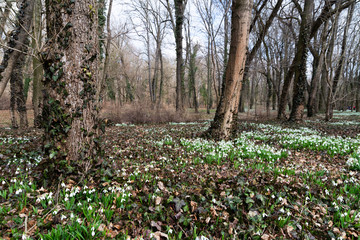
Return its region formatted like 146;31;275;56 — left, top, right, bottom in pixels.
0;0;34;98
97;0;113;103
32;0;43;127
4;0;34;129
158;48;164;107
325;3;354;121
205;0;253;139
239;0;284;114
206;37;212;114
0;0;11;37
41;0;101;179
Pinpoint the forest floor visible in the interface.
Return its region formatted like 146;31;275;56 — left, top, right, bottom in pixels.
0;110;360;239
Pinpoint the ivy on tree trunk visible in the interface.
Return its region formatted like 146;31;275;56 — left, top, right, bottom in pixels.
40;0;102;180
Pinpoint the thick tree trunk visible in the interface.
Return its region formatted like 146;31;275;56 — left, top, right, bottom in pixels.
288;0;313;122
41;0;101;178
205;0;253;140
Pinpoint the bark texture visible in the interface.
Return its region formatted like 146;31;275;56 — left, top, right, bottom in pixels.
288;0;313;122
41;0;101;178
206;0;253;139
174;0;187;112
32;0;44;127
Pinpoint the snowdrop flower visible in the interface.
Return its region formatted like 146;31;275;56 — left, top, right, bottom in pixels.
22;234;29;240
100;208;103;213
287;211;291;216
1;180;5;185
77;202;82;206
279;208;285;213
16;189;23;194
271;195;275;199
77;218;82;224
88;205;93;211
61;182;66;188
337;195;344;203
262;213;268;218
87;198;91;202
48;200;52;205
64;197;69;201
278;197;283;202
53;210;58;215
61;215;67;220
325;189;330;195
305;197;310;201
91;227;95;236
70;213;74;218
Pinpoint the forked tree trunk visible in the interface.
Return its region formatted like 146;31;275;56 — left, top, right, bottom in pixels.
205;0;253;140
41;0;101;178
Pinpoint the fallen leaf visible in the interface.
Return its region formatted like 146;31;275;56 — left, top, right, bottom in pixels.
158;181;165;191
151;221;162;231
248;210;259;218
155;196;162;205
261;234;270;240
152;231;168;240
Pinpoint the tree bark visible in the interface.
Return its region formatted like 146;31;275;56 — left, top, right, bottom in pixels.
32;0;44;127
288;0;314;122
41;0;101;179
205;0;253;140
174;0;187;112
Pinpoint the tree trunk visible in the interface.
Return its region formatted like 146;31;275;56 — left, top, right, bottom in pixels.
325;2;354;121
10;49;29;129
206;37;212;114
0;0;34;99
0;0;11;37
97;0;113;103
32;0;44;127
174;0;187;112
288;0;313;122
205;0;253;140
2;0;34;128
41;0;101;179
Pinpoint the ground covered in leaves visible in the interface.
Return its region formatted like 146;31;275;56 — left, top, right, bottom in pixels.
1;113;360;239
